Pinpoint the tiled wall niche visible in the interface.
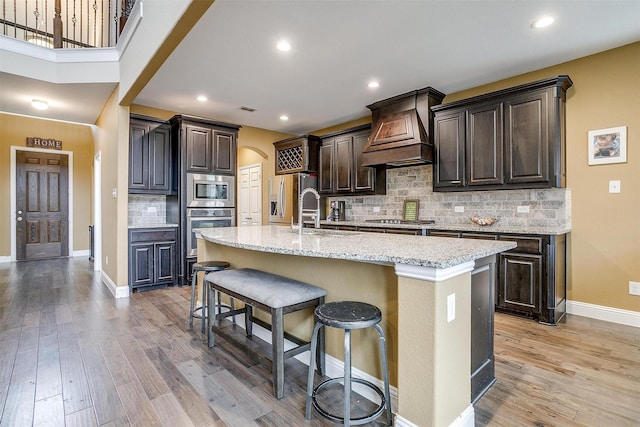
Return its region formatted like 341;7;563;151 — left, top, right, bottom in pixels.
329;165;571;229
128;195;169;226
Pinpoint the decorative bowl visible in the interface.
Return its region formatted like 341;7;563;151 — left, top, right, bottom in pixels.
470;216;497;226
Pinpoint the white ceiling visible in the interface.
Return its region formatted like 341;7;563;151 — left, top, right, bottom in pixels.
3;1;640;131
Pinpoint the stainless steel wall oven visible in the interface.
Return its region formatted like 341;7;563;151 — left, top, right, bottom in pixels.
186;208;235;257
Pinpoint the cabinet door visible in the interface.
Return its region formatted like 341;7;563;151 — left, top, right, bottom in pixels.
130;243;154;288
335;135;353;193
213;130;236;175
186;125;212;173
504;89;549;185
353;131;376;192
155;242;176;283
129;121;149;191
318;141;335;194
466;103;503;186
433;110;465;189
148;124;172;192
498;252;542;315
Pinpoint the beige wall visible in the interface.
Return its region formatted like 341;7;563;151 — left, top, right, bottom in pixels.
444;42;640;313
93;88;130;287
0;113;94;257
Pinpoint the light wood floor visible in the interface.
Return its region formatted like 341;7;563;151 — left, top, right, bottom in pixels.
0;258;638;426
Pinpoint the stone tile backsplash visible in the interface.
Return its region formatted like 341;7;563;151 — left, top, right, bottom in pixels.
128;195;169;226
329;165;571;229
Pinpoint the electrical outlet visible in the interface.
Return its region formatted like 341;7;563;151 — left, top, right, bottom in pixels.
630;281;640;296
105;256;109;265
609;180;621;193
447;293;456;322
517;205;530;213
454;206;464;213
147;206;157;213
373;206;380;213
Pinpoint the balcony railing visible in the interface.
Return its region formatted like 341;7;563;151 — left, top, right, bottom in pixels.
1;0;135;48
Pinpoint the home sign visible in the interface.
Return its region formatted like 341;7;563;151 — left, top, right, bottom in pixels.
26;137;62;150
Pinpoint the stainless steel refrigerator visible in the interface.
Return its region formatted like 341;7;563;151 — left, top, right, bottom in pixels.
269;173;324;225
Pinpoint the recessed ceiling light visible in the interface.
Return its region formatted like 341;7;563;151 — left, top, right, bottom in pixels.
531;16;554;29
276;40;291;52
368;81;380;89
197;95;207;102
31;99;48;110
280;115;289;121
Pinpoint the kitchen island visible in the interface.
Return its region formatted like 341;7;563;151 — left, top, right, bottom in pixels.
196;225;516;427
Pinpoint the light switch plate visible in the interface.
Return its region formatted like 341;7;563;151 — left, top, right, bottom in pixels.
454;206;464;213
447;293;455;322
609;180;621;193
517;205;530;213
630;281;640;296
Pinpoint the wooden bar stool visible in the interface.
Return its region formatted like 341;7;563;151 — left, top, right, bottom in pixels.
189;261;231;333
305;301;392;426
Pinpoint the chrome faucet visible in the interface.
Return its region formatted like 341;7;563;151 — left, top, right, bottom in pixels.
298;187;321;232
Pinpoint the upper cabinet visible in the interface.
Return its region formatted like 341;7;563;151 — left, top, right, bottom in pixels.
432;75;572;192
171;115;241;176
319;124;386;196
273;135;321;175
128;115;175;194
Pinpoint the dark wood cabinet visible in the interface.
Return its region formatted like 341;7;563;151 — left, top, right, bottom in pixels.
128;115;174;194
273;135;321;175
470;255;497;403
429;229;566;325
319;124;385;196
432;75;572;192
128;227;178;292
171;115;240;176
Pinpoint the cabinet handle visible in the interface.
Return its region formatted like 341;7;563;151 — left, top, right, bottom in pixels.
451;180;461;184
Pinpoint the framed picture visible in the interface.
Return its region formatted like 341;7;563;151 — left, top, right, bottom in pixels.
588;126;627;165
403;199;419;221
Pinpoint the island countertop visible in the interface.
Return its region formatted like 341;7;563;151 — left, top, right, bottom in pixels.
196;225;516;269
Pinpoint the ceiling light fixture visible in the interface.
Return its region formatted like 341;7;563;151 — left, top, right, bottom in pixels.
531;16;554;29
197;95;207;102
368;81;380;89
280;115;289;121
276;40;291;52
31;99;48;110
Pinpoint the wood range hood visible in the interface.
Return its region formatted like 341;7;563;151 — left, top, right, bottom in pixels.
361;87;445;168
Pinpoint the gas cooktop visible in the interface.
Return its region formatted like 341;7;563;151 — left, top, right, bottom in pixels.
364;219;435;225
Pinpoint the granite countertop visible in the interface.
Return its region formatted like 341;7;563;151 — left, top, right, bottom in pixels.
320;220;571;235
128;223;179;229
196;225;516;269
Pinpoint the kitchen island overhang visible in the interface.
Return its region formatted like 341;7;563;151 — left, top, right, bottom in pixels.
195;226;516;427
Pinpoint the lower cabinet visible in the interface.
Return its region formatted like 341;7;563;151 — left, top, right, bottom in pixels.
431;229;566;325
471;255;496;403
128;227;178;292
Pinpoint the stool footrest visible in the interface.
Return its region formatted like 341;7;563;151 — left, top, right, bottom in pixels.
312;377;387;426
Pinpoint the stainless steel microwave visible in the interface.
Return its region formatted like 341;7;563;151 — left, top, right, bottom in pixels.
186;173;235;208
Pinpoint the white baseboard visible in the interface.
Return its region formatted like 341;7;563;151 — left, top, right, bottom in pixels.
101;270;130;298
73;250;90;257
567;300;640;328
0;256;11;264
394;404;474;427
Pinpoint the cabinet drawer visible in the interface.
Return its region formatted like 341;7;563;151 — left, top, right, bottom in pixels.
499;235;544;254
461;233;498;240
129;228;177;243
429;230;461;238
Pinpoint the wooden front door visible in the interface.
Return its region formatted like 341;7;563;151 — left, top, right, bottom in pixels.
16;150;69;260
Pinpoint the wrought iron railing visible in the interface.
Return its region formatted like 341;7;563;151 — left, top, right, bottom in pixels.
1;0;135;48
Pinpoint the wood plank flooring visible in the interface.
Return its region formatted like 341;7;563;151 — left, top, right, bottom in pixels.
0;258;638;426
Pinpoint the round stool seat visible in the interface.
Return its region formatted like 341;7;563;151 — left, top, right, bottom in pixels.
193;261;230;272
315;301;381;330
